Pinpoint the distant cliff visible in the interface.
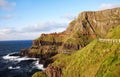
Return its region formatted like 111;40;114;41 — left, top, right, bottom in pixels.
21;8;120;77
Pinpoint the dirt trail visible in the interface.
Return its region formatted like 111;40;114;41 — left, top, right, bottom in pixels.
99;38;120;43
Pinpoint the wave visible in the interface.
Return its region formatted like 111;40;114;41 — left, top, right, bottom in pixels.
8;66;20;70
3;52;20;61
2;52;36;62
2;52;45;70
34;60;45;70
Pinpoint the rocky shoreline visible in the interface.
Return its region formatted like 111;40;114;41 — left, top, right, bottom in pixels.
21;48;57;68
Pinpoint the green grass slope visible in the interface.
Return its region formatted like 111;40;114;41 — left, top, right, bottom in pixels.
32;71;47;77
32;25;120;77
51;25;120;77
106;25;120;39
53;39;120;77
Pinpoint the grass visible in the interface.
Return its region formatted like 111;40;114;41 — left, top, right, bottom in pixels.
37;34;64;43
32;71;47;77
51;39;120;77
33;39;120;77
32;24;120;77
96;55;120;77
106;25;120;39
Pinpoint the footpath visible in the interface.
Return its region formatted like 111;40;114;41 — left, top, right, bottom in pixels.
99;38;120;43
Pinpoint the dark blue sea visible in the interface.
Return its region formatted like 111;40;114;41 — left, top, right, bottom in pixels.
0;40;44;77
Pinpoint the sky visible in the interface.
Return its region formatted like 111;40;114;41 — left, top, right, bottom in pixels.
0;0;120;41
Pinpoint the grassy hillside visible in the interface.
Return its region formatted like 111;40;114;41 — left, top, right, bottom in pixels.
51;25;120;77
32;71;47;77
53;39;120;77
106;25;120;39
32;24;120;77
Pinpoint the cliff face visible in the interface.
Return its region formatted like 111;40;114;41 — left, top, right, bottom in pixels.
28;33;65;57
66;8;120;37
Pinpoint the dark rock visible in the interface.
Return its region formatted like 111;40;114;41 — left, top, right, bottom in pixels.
9;53;21;56
39;52;58;67
20;48;29;56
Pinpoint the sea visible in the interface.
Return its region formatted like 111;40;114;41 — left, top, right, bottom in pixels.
0;40;44;77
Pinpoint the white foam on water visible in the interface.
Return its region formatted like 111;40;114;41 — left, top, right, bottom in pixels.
15;57;36;62
34;60;45;70
3;52;20;60
8;66;20;70
2;52;37;62
3;52;45;70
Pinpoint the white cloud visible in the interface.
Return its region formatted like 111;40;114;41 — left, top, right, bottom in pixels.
23;21;67;32
0;21;67;40
0;0;16;10
0;32;40;41
99;3;120;10
0;14;14;19
0;28;14;34
0;0;6;6
61;14;76;20
0;28;40;40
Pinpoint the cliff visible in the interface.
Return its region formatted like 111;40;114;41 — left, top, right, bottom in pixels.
23;8;120;77
23;8;120;57
65;8;120;37
44;24;120;77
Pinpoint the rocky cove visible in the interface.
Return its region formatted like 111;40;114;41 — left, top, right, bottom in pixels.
20;8;120;77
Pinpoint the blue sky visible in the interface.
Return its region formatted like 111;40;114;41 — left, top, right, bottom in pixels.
0;0;120;40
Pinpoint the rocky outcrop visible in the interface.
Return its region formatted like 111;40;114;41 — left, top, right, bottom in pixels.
45;65;63;77
38;52;57;67
65;8;120;38
21;49;29;56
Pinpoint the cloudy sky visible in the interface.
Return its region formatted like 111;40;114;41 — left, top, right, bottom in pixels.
0;0;120;41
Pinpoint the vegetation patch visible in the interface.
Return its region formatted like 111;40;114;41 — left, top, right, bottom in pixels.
106;25;120;39
32;71;47;77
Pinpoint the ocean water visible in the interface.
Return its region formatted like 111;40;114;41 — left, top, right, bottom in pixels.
0;40;44;77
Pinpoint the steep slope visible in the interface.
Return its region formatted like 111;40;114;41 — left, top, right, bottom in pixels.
106;25;120;39
65;8;120;37
45;25;120;77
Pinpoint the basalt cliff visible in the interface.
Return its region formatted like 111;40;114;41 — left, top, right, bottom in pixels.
22;8;120;77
